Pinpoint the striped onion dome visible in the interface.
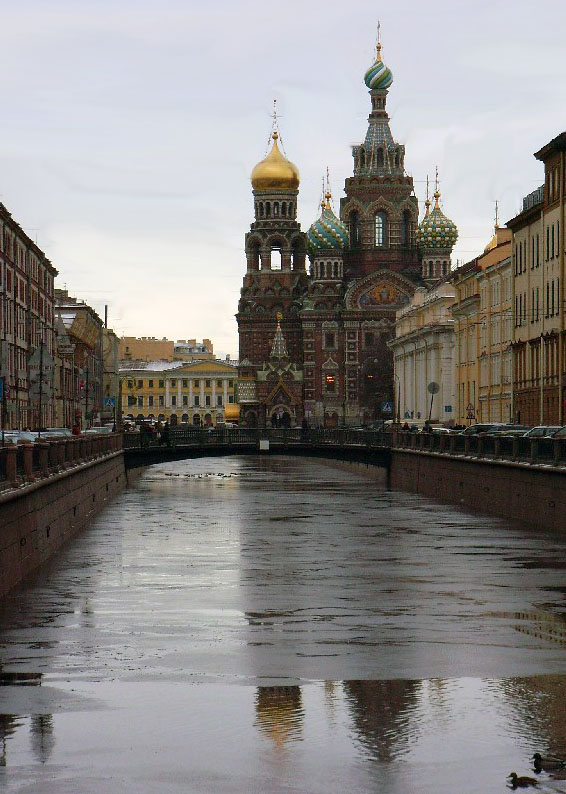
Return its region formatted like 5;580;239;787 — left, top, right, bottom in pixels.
364;43;393;90
306;195;349;253
416;191;458;251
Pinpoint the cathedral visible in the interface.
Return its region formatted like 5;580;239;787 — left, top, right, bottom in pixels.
236;37;457;428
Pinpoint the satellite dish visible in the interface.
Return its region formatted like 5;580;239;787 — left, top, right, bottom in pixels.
427;382;439;395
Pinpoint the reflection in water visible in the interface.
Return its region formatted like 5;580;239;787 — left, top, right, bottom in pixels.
30;714;55;764
0;715;21;767
343;680;420;762
255;686;304;751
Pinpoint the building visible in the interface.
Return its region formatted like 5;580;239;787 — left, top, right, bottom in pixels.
118;359;238;426
390;282;456;426
0;202;58;430
451;228;512;425
236;38;458;427
508;132;566;425
54;289;103;428
173;339;215;361
118;336;214;363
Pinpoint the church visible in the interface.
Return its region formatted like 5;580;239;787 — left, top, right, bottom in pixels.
236;37;458;428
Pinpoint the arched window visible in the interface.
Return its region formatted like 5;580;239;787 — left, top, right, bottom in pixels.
281;202;286;217
259;203;264;218
376;148;384;168
402;210;412;246
360;149;366;169
274;202;279;217
350;211;360;247
375;212;387;247
271;245;282;270
266;202;271;218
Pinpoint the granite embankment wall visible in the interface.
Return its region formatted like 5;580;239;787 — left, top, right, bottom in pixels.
390;449;566;531
0;451;126;597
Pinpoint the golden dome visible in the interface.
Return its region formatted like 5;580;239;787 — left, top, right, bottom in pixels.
484;228;500;253
251;131;300;192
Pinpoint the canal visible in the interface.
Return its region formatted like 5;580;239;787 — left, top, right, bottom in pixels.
1;456;566;793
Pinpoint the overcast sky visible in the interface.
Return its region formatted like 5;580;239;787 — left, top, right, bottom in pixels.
1;0;565;357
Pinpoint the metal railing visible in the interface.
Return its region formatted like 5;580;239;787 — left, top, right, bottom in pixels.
122;427;391;451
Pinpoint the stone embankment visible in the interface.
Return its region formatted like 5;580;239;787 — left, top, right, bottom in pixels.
0;434;125;597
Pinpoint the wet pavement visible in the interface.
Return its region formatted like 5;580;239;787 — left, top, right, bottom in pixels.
1;455;566;793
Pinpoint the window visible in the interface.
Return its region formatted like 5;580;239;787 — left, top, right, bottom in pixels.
350;211;360;247
365;332;374;347
159;380;164;388
148;395;154;407
217;396;223;406
194;395;200;406
127;380;133;389
228;379;233;388
127;395;136;407
182;379;188;388
325;373;336;393
137;395;143;407
194;379;200;388
228;395;234;403
171;395;177;406
182;395;188;406
402;210;411;246
159;395;164;407
205;395;211;406
137;380;143;388
171;379;177;387
324;332;335;348
217;380;222;388
205;379;211;388
148;380;153;388
375;212;387;247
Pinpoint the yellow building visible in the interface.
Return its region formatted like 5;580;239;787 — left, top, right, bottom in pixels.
119;359;238;426
119;336;215;363
451;227;512;424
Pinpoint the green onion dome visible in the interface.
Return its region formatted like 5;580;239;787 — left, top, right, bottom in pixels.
306;194;349;253
364;43;393;90
416;192;458;250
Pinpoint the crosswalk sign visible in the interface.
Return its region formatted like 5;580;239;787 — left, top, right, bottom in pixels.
104;397;116;408
381;401;393;414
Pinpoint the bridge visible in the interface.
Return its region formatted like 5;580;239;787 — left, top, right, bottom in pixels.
122;427;392;470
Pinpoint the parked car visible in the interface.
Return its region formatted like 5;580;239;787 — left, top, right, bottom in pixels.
484;424;531;436
550;426;566;438
458;423;505;435
84;426;113;434
523;426;562;439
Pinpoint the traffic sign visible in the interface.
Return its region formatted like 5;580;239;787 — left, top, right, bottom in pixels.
381;401;393;414
104;397;116;408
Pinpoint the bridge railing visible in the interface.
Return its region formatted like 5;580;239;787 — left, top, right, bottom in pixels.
122;427;392;451
0;433;123;492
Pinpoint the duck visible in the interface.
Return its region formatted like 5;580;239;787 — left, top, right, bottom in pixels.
532;752;566;771
508;772;538;788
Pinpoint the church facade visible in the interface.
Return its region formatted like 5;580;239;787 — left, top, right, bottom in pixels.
236;40;457;428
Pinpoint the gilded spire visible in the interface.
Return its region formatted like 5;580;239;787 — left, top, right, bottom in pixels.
376;21;382;62
434;166;440;209
424;175;431;218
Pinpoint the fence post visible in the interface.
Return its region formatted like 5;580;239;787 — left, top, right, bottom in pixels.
38;442;50;476
5;446;18;485
530;439;538;464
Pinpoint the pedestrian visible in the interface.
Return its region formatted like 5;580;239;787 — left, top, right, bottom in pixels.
72;423;81;436
160;421;170;447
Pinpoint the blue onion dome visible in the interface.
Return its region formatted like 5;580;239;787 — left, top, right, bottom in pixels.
306;193;349;252
416;191;458;250
364;42;393;90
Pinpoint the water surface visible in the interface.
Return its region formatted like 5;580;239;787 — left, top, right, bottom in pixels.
1;456;566;793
